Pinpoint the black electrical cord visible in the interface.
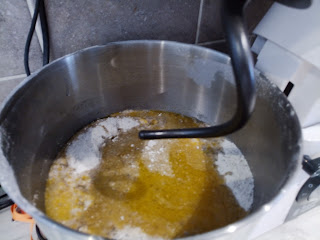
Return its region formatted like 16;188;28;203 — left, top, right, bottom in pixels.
0;185;14;210
24;0;40;76
24;0;50;76
0;198;14;210
36;225;48;240
38;0;50;65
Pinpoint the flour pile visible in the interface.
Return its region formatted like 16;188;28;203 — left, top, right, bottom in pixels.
215;139;254;211
46;113;254;240
141;139;175;177
66;117;140;173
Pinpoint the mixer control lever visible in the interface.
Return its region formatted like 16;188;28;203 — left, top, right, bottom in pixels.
296;155;320;202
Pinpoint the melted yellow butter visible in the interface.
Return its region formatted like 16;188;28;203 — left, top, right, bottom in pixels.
45;110;247;239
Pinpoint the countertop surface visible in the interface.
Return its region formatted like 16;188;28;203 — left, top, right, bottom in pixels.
0;205;319;240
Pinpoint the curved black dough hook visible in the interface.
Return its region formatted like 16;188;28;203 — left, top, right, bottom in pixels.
139;0;256;139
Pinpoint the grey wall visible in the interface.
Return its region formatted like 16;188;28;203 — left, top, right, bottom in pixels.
0;0;42;78
0;0;273;101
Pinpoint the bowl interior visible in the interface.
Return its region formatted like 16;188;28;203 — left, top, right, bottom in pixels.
0;41;301;223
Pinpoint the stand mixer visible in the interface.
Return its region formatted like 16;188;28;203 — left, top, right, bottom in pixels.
0;0;317;239
139;0;320;237
139;0;312;140
251;0;320;229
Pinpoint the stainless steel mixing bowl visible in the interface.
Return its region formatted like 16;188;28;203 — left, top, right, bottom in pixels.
0;40;301;240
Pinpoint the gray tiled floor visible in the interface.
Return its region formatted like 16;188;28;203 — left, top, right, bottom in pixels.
44;0;201;60
0;0;43;78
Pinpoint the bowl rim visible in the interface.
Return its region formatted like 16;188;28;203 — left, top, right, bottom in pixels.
0;40;302;240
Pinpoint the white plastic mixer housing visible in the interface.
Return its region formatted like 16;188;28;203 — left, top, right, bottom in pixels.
248;1;320;238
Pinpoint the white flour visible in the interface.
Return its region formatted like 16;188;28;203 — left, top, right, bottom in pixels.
111;226;163;240
142;138;254;211
65;119;254;209
215;139;254;211
50;115;254;239
141;140;174;177
110;138;254;238
66;117;140;173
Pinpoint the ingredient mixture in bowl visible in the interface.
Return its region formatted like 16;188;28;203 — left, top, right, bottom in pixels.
45;110;254;239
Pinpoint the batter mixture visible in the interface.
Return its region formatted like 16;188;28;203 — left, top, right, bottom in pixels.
45;110;254;239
